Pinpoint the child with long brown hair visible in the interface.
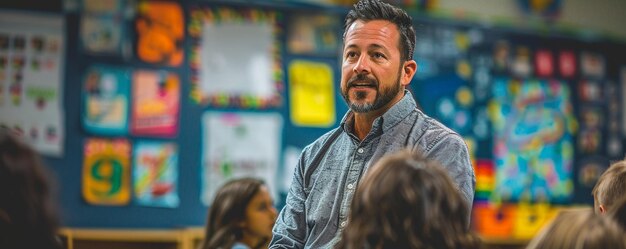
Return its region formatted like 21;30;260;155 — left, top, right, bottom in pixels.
201;178;277;249
0;128;63;249
335;149;479;249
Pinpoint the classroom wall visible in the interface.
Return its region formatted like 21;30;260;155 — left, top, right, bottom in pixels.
437;0;626;40
1;0;625;230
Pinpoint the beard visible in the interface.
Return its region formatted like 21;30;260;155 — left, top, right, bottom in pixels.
342;69;403;113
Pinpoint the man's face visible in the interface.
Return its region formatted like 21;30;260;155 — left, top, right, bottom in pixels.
340;20;412;113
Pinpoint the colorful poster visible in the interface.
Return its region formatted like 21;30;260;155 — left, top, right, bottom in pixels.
188;7;283;108
133;141;179;208
81;0;124;14
288;60;335;127
80;14;125;55
287;14;340;55
534;50;553;78
201;112;282;205
82;65;130;135
82;138;131;205
489;78;576;203
135;1;183;66
0;11;65;156
130;70;180;137
580;52;605;78
558;50;576;78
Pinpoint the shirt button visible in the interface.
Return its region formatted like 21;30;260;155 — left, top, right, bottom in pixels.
347;183;354;189
340;221;347;227
357;148;364;153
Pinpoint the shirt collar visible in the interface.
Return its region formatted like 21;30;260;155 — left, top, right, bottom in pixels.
340;90;417;134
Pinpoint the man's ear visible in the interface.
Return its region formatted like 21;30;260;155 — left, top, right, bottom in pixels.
401;60;417;86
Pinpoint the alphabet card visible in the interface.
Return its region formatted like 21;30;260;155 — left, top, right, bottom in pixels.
133;141;179;208
82;138;131;206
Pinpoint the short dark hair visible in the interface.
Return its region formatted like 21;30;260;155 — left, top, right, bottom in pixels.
343;0;416;62
335;150;480;249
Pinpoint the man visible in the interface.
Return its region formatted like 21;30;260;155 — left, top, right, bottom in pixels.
271;0;475;248
592;159;626;214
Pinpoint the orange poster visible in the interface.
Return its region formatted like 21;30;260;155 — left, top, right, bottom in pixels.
136;1;183;66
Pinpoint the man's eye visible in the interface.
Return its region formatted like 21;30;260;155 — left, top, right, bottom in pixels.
373;52;385;59
346;52;357;58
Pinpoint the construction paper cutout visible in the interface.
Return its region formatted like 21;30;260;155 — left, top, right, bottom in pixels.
136;1;184;66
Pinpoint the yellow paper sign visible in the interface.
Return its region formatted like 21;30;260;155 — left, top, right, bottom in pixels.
288;60;335;127
82;138;131;205
513;203;558;239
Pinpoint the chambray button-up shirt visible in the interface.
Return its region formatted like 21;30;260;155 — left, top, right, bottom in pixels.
270;91;475;249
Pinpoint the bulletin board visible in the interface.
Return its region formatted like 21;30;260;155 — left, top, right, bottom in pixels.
411;17;625;239
2;0;624;230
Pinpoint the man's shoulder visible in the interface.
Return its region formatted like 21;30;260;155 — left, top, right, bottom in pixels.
408;108;464;146
303;127;343;153
409;108;457;135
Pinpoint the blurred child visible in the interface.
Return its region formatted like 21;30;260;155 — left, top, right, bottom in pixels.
592;159;626;214
525;209;626;249
0;128;63;249
610;196;626;231
201;178;278;249
335;149;480;249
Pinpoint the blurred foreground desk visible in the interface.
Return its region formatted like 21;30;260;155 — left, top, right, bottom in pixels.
58;227;527;249
480;236;529;249
58;227;205;249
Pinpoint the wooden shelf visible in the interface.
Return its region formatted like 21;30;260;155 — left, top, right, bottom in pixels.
58;227;205;249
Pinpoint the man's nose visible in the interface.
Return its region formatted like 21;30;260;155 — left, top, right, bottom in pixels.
353;55;370;74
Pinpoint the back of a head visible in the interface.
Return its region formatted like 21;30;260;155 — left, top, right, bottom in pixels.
343;0;416;62
610;196;626;231
336;150;479;249
526;209;626;249
201;177;264;249
0;128;62;249
592;159;626;213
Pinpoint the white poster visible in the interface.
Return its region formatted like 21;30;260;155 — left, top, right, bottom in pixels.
0;11;65;156
201;111;282;205
188;8;282;108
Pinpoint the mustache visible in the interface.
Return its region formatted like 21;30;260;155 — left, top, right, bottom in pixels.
347;73;378;88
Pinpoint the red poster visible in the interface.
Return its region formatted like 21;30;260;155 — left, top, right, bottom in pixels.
559;51;576;78
535;50;553;77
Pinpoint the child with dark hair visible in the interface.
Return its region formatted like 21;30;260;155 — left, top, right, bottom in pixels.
201;178;277;249
0;128;63;249
335;149;479;249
